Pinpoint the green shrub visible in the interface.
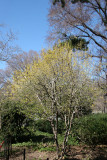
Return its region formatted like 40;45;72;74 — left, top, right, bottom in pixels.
1;101;35;143
72;114;107;145
68;136;79;146
34;120;52;133
34;119;65;134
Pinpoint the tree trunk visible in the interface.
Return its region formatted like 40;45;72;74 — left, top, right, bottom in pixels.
61;110;75;159
50;117;60;159
0;114;1;129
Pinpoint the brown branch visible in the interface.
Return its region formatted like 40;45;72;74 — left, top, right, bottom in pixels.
75;26;107;53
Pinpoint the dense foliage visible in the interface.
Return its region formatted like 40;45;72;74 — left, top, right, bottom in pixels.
34;119;65;134
0;101;34;142
72;114;107;145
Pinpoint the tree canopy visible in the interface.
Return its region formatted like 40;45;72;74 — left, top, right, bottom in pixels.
0;26;17;61
49;0;107;57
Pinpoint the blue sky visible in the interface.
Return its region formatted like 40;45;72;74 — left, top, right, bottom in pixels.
0;0;50;69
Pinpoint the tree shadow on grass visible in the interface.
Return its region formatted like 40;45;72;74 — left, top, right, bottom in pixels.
15;134;54;144
31;135;54;143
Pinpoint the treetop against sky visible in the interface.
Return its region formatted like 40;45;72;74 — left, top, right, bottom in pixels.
0;0;106;71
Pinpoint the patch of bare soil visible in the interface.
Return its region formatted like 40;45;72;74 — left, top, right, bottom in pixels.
8;148;57;160
66;145;107;160
1;145;107;160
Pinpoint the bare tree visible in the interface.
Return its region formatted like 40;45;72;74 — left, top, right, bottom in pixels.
7;50;38;72
48;0;107;57
0;25;18;61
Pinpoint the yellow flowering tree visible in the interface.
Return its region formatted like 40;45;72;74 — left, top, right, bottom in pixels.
10;42;95;159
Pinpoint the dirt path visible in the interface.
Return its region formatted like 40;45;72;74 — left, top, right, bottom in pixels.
9;150;57;160
1;145;107;160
